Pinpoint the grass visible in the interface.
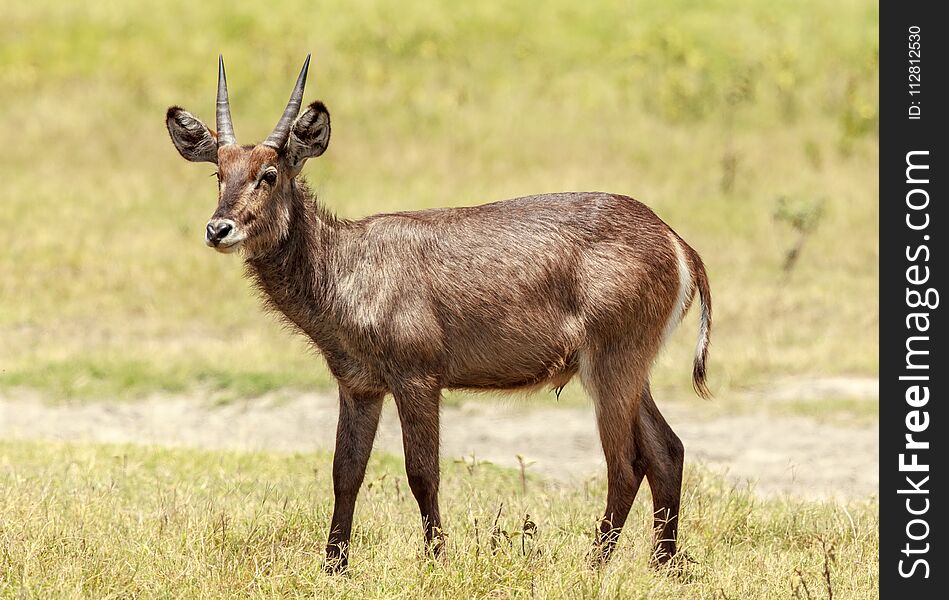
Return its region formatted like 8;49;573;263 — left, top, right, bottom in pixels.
0;439;878;598
0;6;880;594
669;383;880;426
751;394;879;425
0;0;878;402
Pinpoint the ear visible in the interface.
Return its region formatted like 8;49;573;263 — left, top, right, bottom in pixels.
166;106;218;163
283;101;331;170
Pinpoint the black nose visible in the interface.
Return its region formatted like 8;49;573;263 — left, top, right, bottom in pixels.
206;221;233;244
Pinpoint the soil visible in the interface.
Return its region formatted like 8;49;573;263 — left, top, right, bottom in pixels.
0;377;878;500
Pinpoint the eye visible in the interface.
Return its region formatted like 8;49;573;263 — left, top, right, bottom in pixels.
258;168;278;187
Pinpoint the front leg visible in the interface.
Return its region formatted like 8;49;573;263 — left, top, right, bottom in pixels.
392;379;445;557
324;385;384;573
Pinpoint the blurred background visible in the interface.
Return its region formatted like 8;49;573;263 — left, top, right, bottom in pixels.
0;1;880;595
1;0;878;409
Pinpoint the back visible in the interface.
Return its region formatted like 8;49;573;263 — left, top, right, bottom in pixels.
337;192;681;389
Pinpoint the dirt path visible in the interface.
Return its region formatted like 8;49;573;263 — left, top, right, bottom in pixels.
0;379;878;500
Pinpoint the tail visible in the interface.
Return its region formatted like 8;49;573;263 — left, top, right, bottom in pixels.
688;248;712;399
689;248;712;399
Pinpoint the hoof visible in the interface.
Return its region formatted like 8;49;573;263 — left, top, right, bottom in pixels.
650;549;695;576
324;546;349;574
588;540;615;568
588;527;620;568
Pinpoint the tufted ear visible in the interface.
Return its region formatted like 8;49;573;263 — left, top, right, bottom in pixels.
166;106;218;163
283;101;330;171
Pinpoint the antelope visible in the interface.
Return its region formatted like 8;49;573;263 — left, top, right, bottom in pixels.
166;55;712;572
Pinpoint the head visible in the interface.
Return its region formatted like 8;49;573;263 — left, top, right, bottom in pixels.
166;55;331;255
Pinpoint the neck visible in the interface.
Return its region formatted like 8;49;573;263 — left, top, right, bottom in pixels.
243;178;339;341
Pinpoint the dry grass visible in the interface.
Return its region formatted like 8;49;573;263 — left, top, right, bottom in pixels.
0;440;878;598
0;4;880;594
0;0;878;404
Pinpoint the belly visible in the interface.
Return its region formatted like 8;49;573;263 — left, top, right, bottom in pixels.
440;318;583;392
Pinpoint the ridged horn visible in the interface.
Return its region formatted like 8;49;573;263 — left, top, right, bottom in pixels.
263;54;310;149
216;55;237;146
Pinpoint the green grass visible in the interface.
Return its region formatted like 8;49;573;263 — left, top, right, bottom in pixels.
666;388;880;426
752;395;879;425
0;0;878;401
1;358;331;402
0;8;880;593
0;440;878;598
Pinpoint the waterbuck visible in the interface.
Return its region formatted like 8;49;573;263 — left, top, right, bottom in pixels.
166;56;712;572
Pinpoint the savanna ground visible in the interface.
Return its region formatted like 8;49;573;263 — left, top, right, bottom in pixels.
1;0;878;597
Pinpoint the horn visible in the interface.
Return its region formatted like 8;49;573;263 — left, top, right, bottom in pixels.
216;55;237;146
263;54;310;150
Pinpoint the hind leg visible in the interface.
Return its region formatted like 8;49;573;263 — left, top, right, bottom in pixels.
636;384;685;566
581;347;650;564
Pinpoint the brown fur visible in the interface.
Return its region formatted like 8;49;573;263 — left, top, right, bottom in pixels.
166;92;712;572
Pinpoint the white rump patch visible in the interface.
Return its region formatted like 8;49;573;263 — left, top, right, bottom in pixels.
661;235;694;346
